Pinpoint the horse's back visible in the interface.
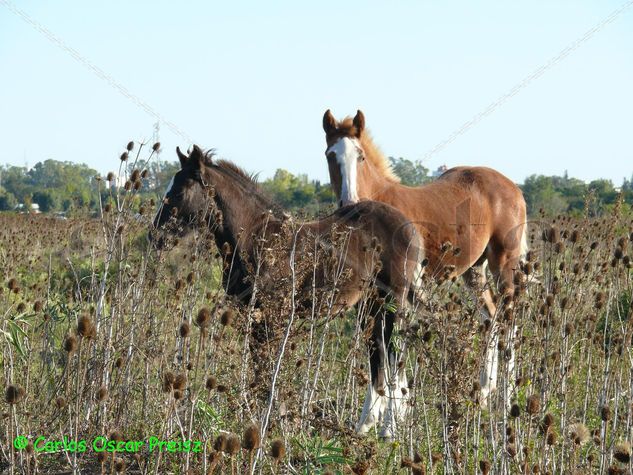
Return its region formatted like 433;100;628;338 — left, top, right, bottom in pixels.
390;166;526;273
434;166;526;221
438;166;522;198
438;166;527;258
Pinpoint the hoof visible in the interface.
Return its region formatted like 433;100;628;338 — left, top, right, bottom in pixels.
356;419;377;435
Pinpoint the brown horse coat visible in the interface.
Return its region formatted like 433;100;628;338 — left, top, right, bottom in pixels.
323;110;528;407
152;145;421;438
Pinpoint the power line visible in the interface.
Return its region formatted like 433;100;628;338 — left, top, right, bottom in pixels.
0;0;195;145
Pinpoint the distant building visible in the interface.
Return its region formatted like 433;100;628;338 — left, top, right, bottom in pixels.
109;173;129;189
15;203;41;214
432;165;448;178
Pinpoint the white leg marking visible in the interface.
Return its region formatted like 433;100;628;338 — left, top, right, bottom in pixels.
470;261;500;406
505;323;517;402
480;324;499;406
357;383;386;434
380;357;409;440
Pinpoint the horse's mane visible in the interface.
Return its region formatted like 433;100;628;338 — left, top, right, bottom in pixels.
337;117;400;183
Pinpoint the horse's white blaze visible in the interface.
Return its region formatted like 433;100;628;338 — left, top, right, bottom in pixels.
357;384;387;434
154;176;174;223
326;137;361;206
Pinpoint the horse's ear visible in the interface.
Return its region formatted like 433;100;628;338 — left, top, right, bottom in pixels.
323;109;337;135
176;147;188;167
189;145;205;167
353;110;365;137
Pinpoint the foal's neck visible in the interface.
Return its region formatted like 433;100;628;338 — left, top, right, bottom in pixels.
209;167;279;301
211;168;278;254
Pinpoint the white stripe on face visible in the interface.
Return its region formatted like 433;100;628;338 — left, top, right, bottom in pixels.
154;176;175;223
326;137;362;206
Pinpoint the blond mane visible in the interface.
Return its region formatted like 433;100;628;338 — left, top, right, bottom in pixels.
337;117;400;183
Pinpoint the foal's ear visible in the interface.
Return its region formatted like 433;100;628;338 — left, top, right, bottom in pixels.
323;109;337;135
353;110;365;137
188;145;205;167
176;147;188;167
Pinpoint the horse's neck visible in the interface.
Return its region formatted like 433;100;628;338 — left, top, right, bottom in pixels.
359;159;399;203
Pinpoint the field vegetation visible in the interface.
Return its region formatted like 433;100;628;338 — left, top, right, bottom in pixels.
1;143;632;474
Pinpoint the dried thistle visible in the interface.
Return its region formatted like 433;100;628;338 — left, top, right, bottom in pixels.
270;438;285;461
5;385;24;405
526;394;540;415
242;424;260;451
614;441;631;464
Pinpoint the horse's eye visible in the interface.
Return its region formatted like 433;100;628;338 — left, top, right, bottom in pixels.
357;150;365;162
326;152;336;161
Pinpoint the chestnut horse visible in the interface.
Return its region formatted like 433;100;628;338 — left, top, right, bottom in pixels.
152;145;421;439
323;110;528;408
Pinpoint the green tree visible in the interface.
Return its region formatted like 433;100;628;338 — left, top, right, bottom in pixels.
388;157;430;186
0;188;17;211
0;165;29;203
32;189;62;212
262;169;335;211
521;175;568;215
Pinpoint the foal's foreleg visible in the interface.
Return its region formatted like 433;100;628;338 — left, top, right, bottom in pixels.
378;304;409;441
380;345;409;440
356;309;387;434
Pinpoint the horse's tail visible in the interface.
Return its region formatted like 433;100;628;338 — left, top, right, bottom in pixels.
519;224;529;264
405;257;427;312
518;222;541;285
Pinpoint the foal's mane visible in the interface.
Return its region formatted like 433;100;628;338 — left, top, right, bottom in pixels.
214;159;260;185
337;117;400;183
210;159;284;217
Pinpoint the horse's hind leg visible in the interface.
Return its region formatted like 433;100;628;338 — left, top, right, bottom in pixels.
463;262;499;406
485;228;525;405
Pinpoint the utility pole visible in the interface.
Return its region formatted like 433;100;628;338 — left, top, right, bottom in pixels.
153;121;161;168
152;122;161;190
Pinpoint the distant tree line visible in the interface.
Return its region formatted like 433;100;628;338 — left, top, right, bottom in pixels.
0;157;631;217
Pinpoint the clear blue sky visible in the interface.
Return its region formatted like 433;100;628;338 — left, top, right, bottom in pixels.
1;1;632;185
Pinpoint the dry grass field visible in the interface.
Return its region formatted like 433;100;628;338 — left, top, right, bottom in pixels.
1;168;632;474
